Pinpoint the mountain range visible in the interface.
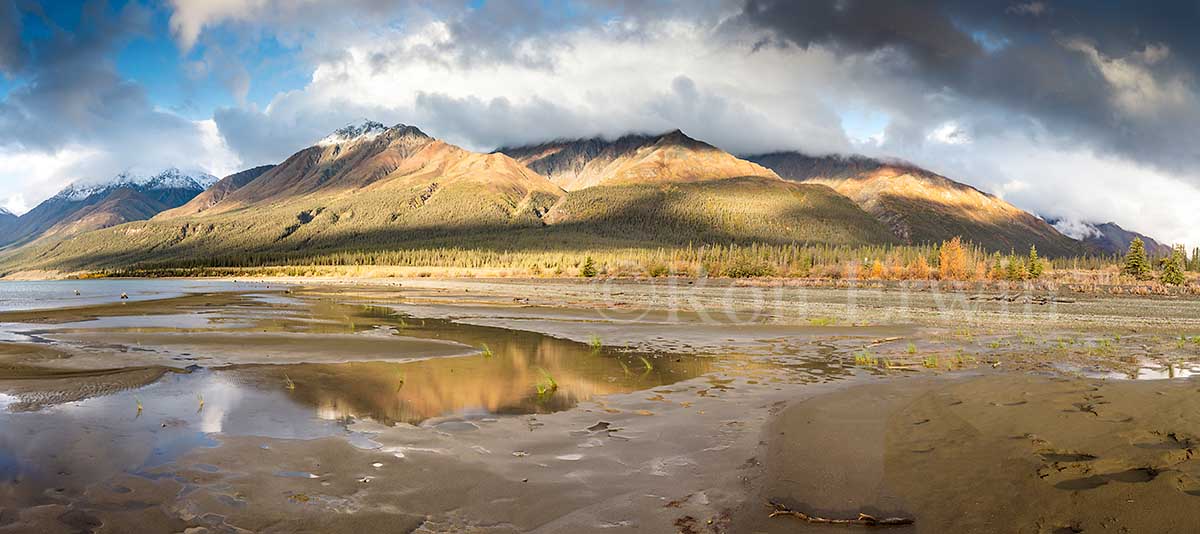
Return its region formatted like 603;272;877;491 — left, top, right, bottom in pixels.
0;169;216;248
0;121;1170;275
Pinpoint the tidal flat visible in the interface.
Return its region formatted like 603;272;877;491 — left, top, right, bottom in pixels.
1;278;1199;533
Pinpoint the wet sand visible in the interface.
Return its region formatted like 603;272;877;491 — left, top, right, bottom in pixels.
740;372;1200;533
0;279;1199;532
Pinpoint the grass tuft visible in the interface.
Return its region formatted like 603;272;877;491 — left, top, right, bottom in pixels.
535;367;559;397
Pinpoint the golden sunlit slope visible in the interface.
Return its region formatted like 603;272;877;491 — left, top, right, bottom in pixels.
183;121;564;217
748;152;1083;256
497;130;780;190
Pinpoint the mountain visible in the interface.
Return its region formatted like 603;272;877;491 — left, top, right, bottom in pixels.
180;121;562;221
40;188;169;239
541;175;899;247
747;152;1082;256
0;123;900;273
0;168;216;247
1050;220;1172;256
497;130;780;190
0;208;16;236
158;165;276;219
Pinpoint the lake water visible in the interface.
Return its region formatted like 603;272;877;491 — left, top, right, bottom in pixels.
0;279;259;311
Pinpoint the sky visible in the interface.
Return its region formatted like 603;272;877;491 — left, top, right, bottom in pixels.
1;0;1199;247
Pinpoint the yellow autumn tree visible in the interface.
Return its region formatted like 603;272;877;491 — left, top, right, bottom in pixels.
938;237;969;281
908;256;932;280
869;260;885;279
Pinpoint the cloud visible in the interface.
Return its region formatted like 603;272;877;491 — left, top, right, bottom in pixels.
168;0;271;52
737;0;1200;180
0;0;27;75
0;1;239;212
211;15;851;164
1006;2;1046;17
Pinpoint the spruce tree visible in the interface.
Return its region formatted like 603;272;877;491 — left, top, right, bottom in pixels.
1161;246;1187;286
1122;238;1151;280
1192;247;1200;272
1027;245;1044;279
580;256;598;278
1006;255;1027;281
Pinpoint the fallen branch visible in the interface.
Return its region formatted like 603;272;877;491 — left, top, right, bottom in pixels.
767;501;914;527
865;337;903;348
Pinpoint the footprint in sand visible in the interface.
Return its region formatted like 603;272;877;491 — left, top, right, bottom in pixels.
1055;467;1159;491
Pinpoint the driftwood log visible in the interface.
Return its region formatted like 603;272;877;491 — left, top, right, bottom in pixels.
767;501;914;527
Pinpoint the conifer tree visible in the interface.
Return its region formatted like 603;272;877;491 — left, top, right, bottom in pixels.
1191;247;1200;272
1006;255;1027;281
580;256;597;278
1122;238;1151;280
1161;245;1187;286
1027;245;1044;279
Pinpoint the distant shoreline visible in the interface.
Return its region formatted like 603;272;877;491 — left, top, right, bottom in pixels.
5;266;1198;298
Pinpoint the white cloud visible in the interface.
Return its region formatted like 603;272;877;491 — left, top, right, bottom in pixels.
1052;219;1101;240
195;118;242;177
215;16;855;163
891;131;1200;248
168;0;273;52
0;118;240;215
0;145;99;214
926;121;972;145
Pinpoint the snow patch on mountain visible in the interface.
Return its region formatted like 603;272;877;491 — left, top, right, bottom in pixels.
0;207;14;217
53;168;218;202
317;120;391;146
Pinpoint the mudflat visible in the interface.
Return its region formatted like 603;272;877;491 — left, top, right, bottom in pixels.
738;373;1200;533
0;278;1197;533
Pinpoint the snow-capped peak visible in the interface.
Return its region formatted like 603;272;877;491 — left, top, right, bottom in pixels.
53;168;217;202
0;207;13;217
317;120;392;146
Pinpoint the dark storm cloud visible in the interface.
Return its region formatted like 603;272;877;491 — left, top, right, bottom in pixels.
0;0;27;75
0;2;182;149
739;0;982;83
737;0;1200;176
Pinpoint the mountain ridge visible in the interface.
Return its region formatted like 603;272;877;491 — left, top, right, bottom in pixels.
497;130;780;190
1050;219;1172;256
746;151;1083;257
